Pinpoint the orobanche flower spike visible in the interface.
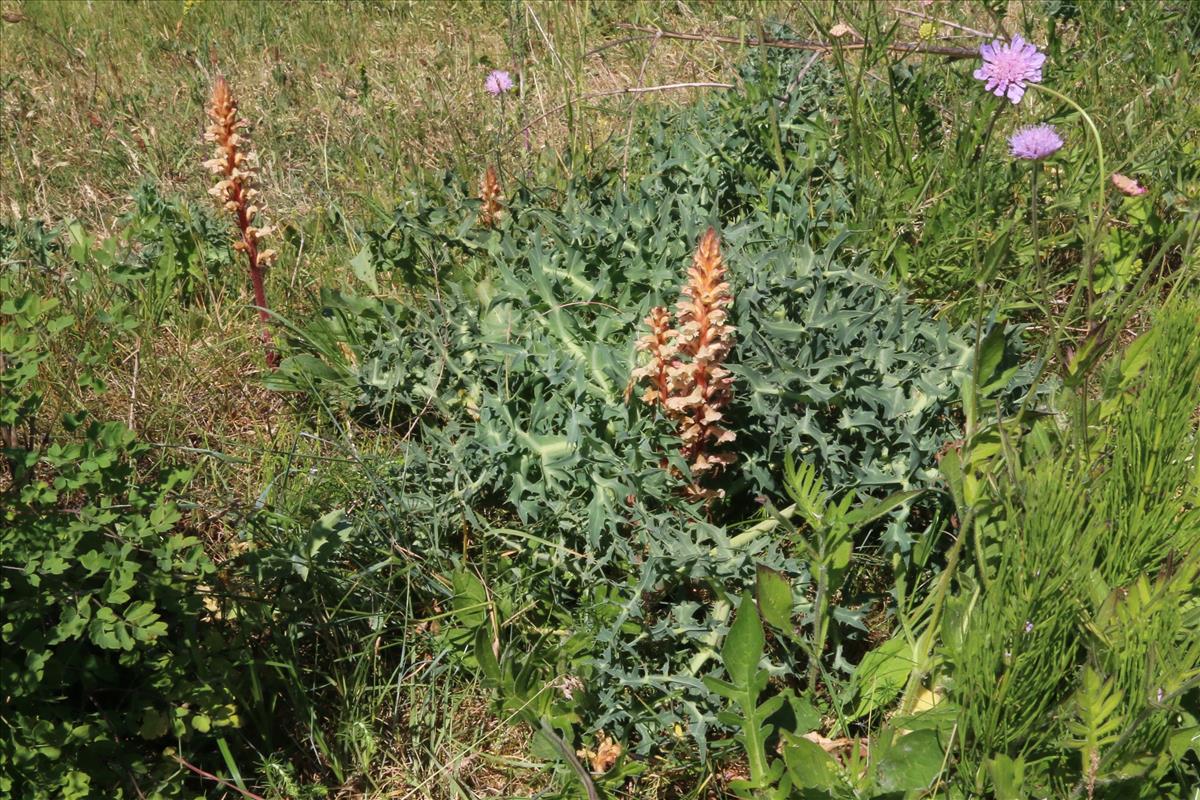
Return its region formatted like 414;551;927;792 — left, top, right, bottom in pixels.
205;76;279;369
631;227;737;500
479;165;504;227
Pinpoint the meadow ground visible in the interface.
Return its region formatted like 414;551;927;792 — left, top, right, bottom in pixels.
2;1;1199;798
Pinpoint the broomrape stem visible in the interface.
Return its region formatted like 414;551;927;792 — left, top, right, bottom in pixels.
205;76;279;369
630;228;737;500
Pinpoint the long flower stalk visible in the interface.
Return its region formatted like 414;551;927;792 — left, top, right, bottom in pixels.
205;76;279;369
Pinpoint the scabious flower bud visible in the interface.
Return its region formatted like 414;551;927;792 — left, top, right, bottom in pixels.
1111;173;1148;196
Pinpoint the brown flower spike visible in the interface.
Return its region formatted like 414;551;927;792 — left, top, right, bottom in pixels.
479;165;504;227
629;305;675;407
205;76;278;368
632;228;737;498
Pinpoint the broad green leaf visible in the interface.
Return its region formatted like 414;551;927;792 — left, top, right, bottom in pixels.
473;625;501;686
969;326;1017;398
755;566;793;635
788;694;822;734
874;729;944;791
988;754;1028;800
451;570;489;628
703;676;740;701
849;635;913;720
138;709;169;740
781;732;840;790
349;245;379;293
722;593;764;688
827;537;852;593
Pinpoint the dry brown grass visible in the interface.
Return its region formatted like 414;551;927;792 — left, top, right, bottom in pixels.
0;0;782;230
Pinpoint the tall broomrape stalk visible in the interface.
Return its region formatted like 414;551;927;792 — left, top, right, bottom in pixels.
479;165;504;227
204;76;279;369
631;227;737;498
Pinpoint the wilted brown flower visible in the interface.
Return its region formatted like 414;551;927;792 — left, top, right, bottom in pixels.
577;731;622;774
205;76;278;368
479;165;504;227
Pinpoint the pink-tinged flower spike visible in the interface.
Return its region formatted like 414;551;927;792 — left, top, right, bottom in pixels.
484;69;513;96
974;34;1046;104
1111;173;1148;196
1009;124;1063;160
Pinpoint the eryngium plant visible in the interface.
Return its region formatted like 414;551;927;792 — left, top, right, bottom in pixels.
204;76;279;368
632;227;736;497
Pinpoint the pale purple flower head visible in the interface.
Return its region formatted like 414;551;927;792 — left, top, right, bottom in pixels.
484;69;514;96
974;34;1046;104
1009;124;1063;160
1023;620;1034;634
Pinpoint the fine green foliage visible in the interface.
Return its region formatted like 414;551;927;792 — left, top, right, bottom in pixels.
0;283;240;799
266;55;978;753
939;300;1200;797
5;2;1199;797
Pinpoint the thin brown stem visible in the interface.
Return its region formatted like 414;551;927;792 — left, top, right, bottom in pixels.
170;755;267;800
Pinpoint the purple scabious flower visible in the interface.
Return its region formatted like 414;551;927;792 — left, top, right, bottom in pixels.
974;34;1046;104
484;69;514;96
1009;124;1063;160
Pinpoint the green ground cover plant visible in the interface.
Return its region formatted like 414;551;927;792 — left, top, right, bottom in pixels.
2;1;1198;798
